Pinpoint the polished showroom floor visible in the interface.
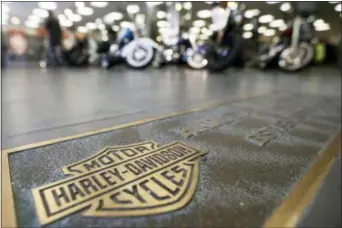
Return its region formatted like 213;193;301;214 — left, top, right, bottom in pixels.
2;65;341;149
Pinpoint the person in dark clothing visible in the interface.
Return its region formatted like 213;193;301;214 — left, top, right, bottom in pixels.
44;10;64;66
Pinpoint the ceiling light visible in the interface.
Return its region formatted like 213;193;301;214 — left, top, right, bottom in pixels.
98;23;105;30
69;14;82;22
244;9;260;18
257;26;267;34
243;23;254;31
313;19;325;27
77;26;87;33
60;20;73;27
38;2;57;10
11;17;20;25
267;1;280;4
120;21;133;28
176;3;182;11
193;20;206;27
190;27;200;34
201;27;213;36
279;24;287;31
335;3;341;12
64;9;73;16
77;7;93;16
197;9;212;19
243;31;253;39
264;29;276;36
157;20;169;28
280;3;291;12
75;2;85;8
184;13;191;20
269;19;285;28
86;22;96;29
112;25;120;31
33;8;49;18
157;11;166;19
259;14;274;23
90;2;108;8
25;21;39;28
205;2;213;4
58;14;66;21
104;12;123;23
329;1;339;3
2;4;10;13
315;23;330;31
127;4;140;14
95;18;102;24
199;34;209;40
28;15;41;23
227;2;238;10
183;2;192;10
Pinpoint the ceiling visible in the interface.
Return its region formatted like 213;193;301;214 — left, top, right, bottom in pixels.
2;1;341;41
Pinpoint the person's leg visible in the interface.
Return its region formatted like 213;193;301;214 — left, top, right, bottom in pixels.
55;45;64;66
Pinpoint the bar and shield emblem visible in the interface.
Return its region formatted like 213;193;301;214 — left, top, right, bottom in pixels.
32;141;207;225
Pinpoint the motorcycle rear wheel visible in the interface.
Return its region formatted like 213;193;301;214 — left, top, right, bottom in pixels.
278;42;314;71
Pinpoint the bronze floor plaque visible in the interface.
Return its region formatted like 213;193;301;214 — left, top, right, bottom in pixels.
2;92;341;227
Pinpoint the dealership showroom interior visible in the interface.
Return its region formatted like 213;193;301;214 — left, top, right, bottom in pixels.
1;1;341;228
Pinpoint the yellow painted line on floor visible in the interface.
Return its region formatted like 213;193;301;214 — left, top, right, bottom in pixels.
263;131;341;228
1;92;272;228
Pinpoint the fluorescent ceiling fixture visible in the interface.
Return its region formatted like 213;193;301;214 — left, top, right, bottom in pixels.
28;15;41;23
243;31;253;39
201;27;212;36
183;2;192;10
157;20;169;28
60;20;73;27
77;7;93;16
266;1;279;4
280;3;291;12
38;2;57;10
86;22;96;29
193;20;206;27
197;9;211;19
313;19;325;27
58;14;66;21
120;21;134;28
64;9;73;16
199;34;209;40
264;29;276;36
75;2;85;8
184;13;191;20
244;9;260;18
329;1;339;3
269;19;285;28
176;3;182;11
335;3;341;12
90;2;108;8
189;27;200;34
227;2;238;10
112;25;120;31
98;23;105;30
127;4;140;14
205;2;213;4
2;4;10;13
25;21;39;28
146;2;163;7
257;26;267;34
69;14;82;22
104;12;123;23
157;11;166;19
159;27;169;34
243;23;254;31
259;14;274;23
11;17;20;25
77;26;87;33
135;14;145;24
279;24;287;31
315;23;330;31
33;8;49;18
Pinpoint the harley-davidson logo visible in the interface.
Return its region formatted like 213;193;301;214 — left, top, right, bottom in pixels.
32;141;207;225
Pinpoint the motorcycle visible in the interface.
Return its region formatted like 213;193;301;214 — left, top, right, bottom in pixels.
277;15;315;71
99;27;163;69
206;6;245;72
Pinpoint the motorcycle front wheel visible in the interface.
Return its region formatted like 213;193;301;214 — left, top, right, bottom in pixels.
187;51;208;69
125;43;155;69
278;42;314;71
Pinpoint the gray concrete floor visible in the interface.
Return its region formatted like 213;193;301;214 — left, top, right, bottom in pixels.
2;66;341;149
2;65;341;227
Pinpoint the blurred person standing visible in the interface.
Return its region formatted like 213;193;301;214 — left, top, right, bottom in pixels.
44;10;64;66
210;2;229;44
